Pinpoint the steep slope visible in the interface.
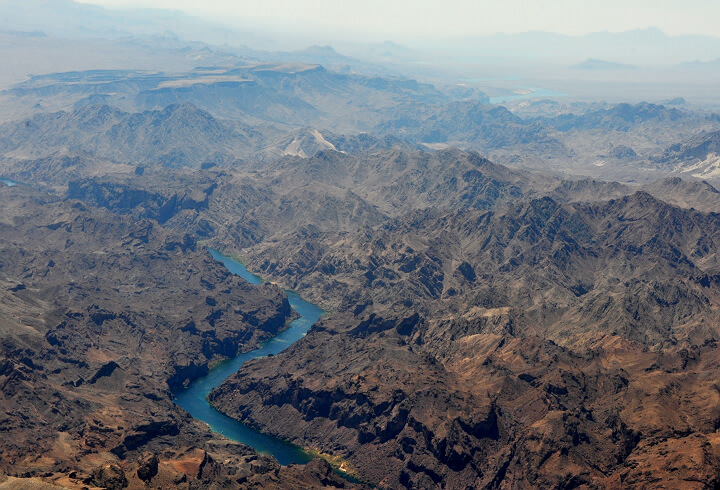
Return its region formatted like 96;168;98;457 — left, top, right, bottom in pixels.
0;103;260;167
642;176;720;212
277;128;341;158
653;131;720;180
264;148;550;216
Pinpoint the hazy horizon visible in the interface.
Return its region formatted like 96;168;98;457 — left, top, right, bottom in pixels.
2;0;720;103
75;0;720;41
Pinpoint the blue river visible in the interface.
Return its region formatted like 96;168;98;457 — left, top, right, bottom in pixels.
172;249;324;465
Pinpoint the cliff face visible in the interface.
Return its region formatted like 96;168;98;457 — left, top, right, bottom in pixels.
0;183;349;488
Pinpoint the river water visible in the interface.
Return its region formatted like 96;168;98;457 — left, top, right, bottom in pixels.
172;249;324;465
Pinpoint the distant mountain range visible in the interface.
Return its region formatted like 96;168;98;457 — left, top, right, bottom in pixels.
427;28;720;65
0;103;258;168
3;1;720;67
543;102;686;131
3;82;716;186
573;58;636;70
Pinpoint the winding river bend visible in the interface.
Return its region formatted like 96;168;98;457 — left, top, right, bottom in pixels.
172;249;323;465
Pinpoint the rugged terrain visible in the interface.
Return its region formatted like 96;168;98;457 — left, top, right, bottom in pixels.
3;31;720;489
41;139;720;487
3;65;720;185
209;185;720;488
0;181;353;488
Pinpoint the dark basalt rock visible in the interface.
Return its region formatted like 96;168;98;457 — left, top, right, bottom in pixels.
91;463;128;489
112;420;181;456
89;361;119;383
136;452;159;482
67;179;211;225
457;261;476;283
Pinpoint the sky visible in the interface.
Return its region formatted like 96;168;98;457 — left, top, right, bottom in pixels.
77;0;720;39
